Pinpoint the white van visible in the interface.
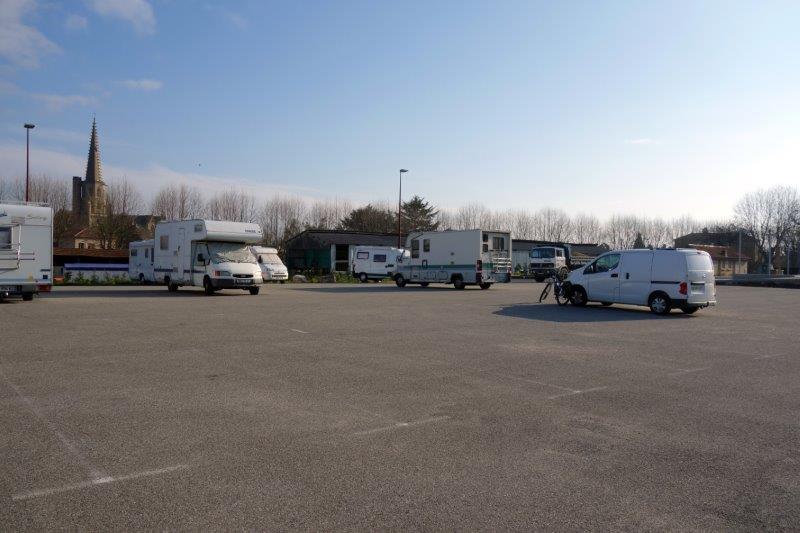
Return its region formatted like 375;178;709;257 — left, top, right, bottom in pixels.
395;229;512;289
154;219;263;295
351;246;404;282
250;246;288;282
565;248;716;315
0;202;53;301
128;239;155;283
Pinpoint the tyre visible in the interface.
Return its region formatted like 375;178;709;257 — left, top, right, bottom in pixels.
680;306;699;314
420;282;429;287
648;292;672;315
570;286;588;306
139;273;145;284
22;292;34;301
479;283;491;290
359;272;369;283
279;280;285;284
453;277;466;290
601;302;612;307
249;287;260;295
395;274;406;288
166;278;178;292
203;277;214;295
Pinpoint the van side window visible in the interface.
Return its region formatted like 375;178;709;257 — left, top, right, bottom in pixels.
411;240;420;258
160;235;169;250
373;254;387;263
594;254;620;273
356;251;369;260
423;239;430;252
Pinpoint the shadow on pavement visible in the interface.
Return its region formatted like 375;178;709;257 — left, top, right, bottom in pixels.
494;302;689;322
295;284;477;293
42;288;251;298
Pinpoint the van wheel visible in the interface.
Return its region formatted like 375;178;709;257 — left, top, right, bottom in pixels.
648;292;672;315
359;272;368;283
453;277;465;290
479;283;491;290
203;277;214;295
249;287;260;295
420;282;429;287
570;286;587;306
680;306;699;314
395;274;406;288
22;292;34;301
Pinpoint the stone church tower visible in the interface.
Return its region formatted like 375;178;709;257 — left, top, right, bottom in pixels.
71;118;107;225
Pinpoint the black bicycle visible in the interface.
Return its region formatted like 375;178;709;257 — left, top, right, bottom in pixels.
538;274;571;305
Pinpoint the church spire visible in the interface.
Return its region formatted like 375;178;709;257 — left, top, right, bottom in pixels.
85;117;102;184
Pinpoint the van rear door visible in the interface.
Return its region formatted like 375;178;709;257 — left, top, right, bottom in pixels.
686;251;715;304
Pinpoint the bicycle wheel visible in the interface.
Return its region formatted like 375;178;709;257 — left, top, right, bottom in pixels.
539;282;552;303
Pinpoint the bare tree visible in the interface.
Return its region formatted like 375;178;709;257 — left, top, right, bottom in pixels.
572;213;602;243
152;183;205;220
258;194;307;252
307;198;352;229
535;208;573;242
734;185;800;268
95;178;145;249
206;190;258;222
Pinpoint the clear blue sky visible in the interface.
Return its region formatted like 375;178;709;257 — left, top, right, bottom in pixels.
1;0;799;218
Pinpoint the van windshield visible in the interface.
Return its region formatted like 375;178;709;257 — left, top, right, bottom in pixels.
530;248;555;259
259;253;282;265
207;242;256;264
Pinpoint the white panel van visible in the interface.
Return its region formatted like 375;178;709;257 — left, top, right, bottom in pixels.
351;246;404;282
565;248;716;314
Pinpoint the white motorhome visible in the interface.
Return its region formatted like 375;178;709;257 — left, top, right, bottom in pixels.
394;229;512;289
565;248;716;315
250;246;288;282
128;239;155;283
351;246;404;282
0;202;53;301
154;219;264;295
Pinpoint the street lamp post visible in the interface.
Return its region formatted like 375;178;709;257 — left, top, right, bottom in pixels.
398;169;408;248
24;123;35;202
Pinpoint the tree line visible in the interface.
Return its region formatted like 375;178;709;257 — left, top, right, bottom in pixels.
1;175;798;269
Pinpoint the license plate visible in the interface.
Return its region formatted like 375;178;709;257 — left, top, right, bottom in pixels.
235;278;252;285
691;283;705;294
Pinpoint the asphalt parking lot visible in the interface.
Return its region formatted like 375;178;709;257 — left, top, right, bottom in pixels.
1;282;798;530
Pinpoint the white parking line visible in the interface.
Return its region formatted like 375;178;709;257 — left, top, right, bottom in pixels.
754;354;782;360
11;464;189;501
354;416;450;436
290;329;310;334
547;386;608;400
667;367;710;377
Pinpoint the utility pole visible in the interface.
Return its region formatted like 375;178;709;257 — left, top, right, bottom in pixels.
24;123;35;202
398;169;408;248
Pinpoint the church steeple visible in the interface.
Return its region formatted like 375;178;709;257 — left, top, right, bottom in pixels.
85;117;102;184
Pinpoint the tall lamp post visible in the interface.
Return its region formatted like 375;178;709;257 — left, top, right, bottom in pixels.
24;123;35;202
398;169;408;248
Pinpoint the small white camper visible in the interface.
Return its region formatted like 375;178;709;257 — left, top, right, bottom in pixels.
350;245;404;282
0;202;53;301
154;219;264;295
250;246;289;282
394;229;512;289
128;239;155;283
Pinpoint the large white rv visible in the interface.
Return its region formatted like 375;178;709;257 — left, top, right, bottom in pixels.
394;229;512;289
154;220;264;295
128;239;155;283
0;202;53;301
351;245;404;282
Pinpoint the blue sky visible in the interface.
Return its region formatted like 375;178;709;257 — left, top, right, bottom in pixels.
1;0;799;218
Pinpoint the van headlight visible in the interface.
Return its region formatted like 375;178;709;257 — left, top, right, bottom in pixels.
213;270;231;277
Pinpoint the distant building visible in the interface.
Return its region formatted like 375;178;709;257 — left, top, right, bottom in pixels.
284;230;402;273
675;230;758;272
71;118;107;226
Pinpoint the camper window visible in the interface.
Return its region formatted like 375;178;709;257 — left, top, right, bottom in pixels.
423;239;430;252
130;249;138;257
357;251;369;260
411;240;420;258
160;235;169;250
145;248;149;258
0;227;11;249
373;254;387;263
492;236;505;250
482;234;488;242
483;244;489;252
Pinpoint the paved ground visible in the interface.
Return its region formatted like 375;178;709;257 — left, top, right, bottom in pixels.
1;282;798;530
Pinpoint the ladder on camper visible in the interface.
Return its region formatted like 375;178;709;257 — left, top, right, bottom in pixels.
490;251;512;273
0;224;21;270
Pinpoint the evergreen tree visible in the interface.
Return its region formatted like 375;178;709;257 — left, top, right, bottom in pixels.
632;232;646;249
401;195;439;233
339;204;397;233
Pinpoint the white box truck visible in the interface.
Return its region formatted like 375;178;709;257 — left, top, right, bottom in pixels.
565;248;716;314
394;229;512;289
351;245;404;282
128;239;155;283
0;202;53;302
154;219;264;295
250;246;289;283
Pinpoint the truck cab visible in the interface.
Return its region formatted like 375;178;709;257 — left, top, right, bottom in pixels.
529;245;570;282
